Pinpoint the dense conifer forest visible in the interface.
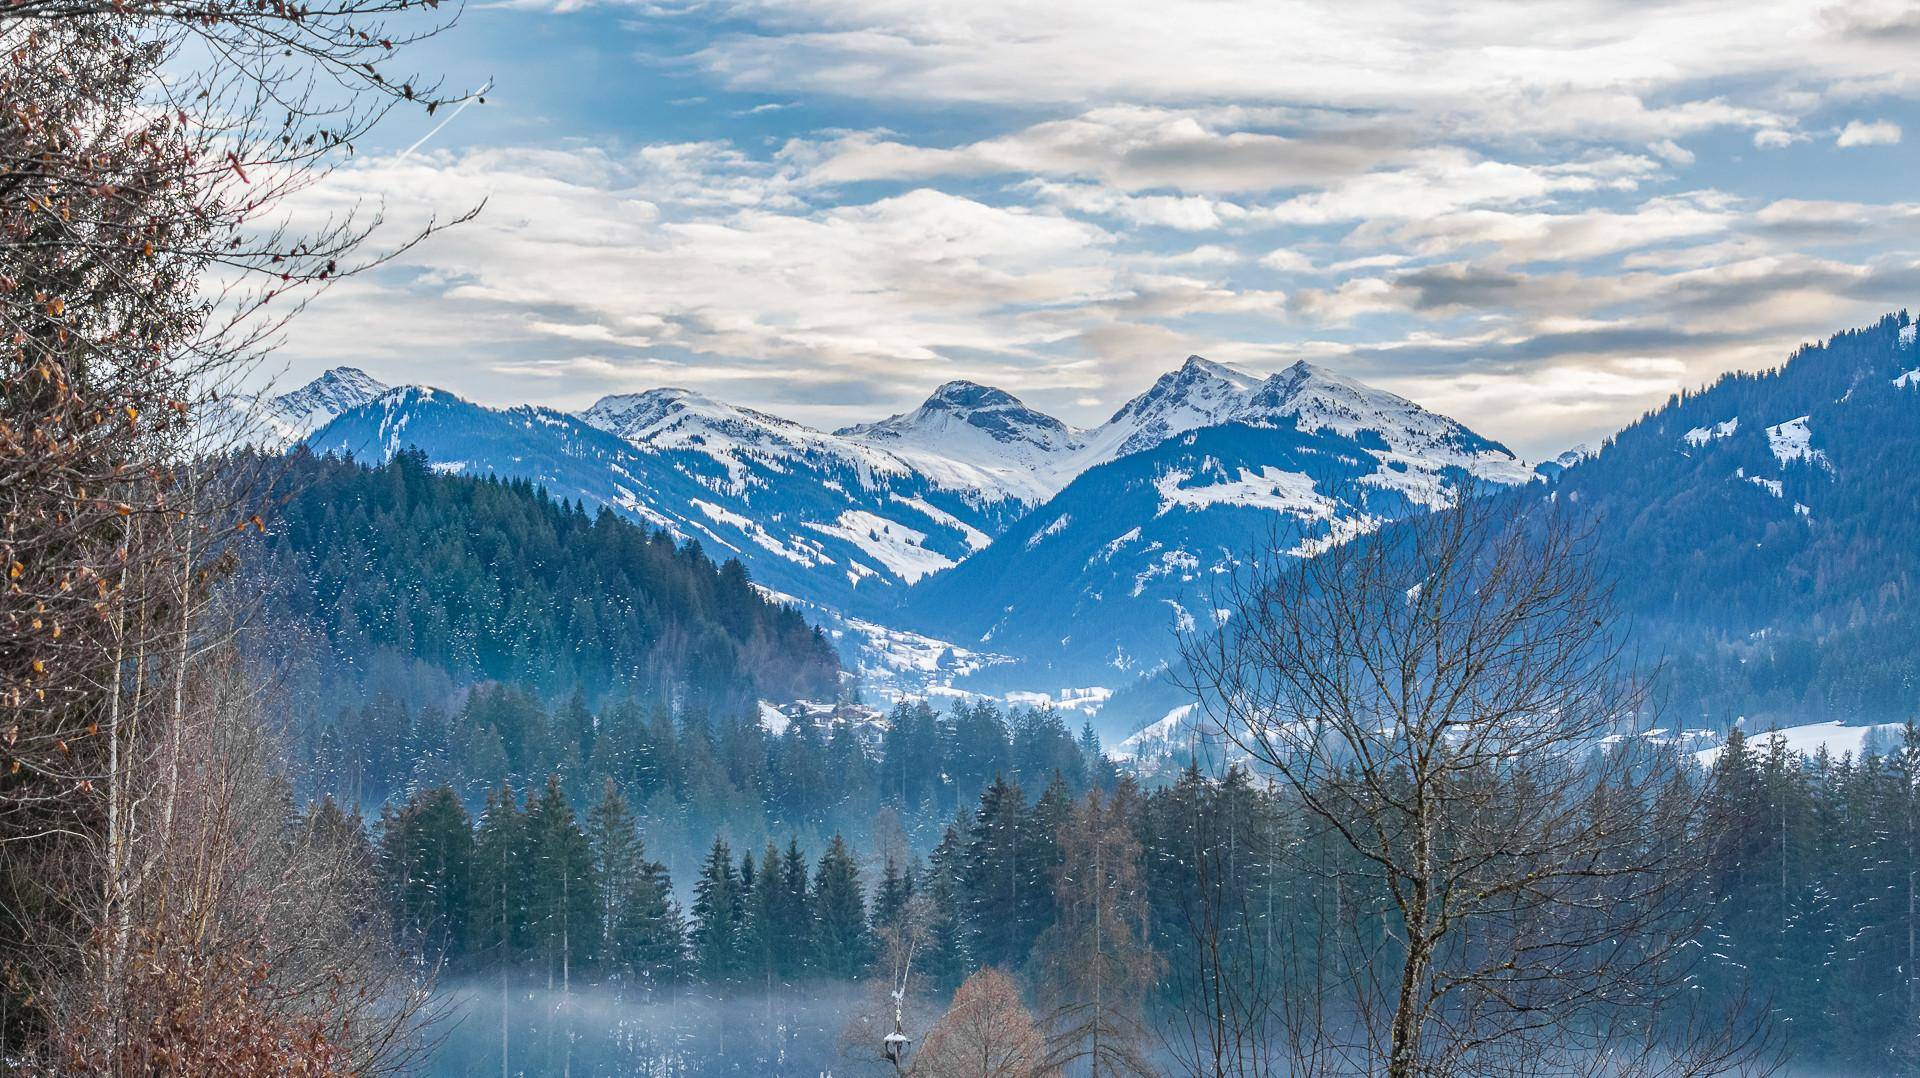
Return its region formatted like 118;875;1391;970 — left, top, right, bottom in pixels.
358;724;1920;1075
247;450;840;708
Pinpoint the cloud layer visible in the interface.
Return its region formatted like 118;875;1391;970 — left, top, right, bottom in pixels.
277;0;1920;455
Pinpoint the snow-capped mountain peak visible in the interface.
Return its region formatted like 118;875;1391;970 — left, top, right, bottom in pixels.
841;379;1076;447
835;381;1083;504
1079;354;1266;464
217;366;390;447
582;386;812;449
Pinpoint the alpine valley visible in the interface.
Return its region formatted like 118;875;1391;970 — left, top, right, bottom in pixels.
268;310;1920;739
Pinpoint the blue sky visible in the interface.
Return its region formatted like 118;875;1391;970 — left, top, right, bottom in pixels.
277;0;1920;456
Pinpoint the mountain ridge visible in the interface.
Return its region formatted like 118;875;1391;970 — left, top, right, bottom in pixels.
285;353;1537;694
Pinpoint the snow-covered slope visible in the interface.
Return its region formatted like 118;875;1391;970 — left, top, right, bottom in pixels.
838;381;1085;503
1074;356;1263;466
307;383;1033;619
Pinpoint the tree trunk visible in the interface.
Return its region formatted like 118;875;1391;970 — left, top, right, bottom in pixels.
1387;925;1432;1078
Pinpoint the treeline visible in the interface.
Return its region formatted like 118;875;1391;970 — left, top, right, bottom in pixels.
376;767;1096;993
376;730;1920;1075
1698;726;1920;1072
245;449;840;711
304;687;1111;870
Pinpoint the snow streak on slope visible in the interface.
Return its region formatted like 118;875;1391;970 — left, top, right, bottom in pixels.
1765;415;1828;467
1684;418;1739;446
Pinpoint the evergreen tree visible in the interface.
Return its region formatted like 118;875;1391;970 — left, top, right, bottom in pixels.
378;786;474;959
587;779;685;991
812;834;872;980
738;841;784;991
963;776;1033;970
469;783;529;971
870;852;916;939
691;837;745;987
921;817;973;990
775;838;815;983
524;775;601;986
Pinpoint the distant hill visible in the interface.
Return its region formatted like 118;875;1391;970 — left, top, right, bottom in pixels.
246;449;842;710
1545;311;1920;727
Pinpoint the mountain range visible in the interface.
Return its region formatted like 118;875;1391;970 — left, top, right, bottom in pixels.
272;354;1533;694
260;309;1920;734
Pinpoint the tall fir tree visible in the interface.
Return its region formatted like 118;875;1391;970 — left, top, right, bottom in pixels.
524;774;601;987
587;779;686;992
812;834;872;980
691;837;745;988
378;786;474;959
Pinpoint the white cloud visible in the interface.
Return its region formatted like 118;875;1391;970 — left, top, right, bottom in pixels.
265;0;1920;451
274;147;1126;405
1649;139;1695;166
693;0;1909;131
1365;194;1737;263
1837;119;1902;147
1259;249;1315;273
789;106;1406;194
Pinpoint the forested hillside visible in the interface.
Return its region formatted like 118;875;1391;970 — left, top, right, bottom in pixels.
247;449;840;708
1105;312;1920;739
1552;312;1920;726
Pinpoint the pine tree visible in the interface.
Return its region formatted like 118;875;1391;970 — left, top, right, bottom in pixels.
691;837;744;988
963;776;1032;970
738;841;783;991
587;780;686;992
871;852;916;939
922;818;972;990
812;834;872;980
775;838;815;983
469;783;529;971
378;786;474;958
525;775;601;987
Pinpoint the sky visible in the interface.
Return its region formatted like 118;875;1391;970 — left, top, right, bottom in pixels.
271;0;1920;457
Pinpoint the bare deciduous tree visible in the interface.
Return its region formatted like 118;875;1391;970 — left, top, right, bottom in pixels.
2;0;469;1063
1182;491;1770;1077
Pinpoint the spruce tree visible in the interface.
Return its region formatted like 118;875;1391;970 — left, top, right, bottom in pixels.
963;776;1031;969
587;780;686;991
691;837;744;987
469;783;529;972
738;841;784;991
525;775;601;987
871;852;916;938
775;838;815;982
378;785;474;959
812;834;872;980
